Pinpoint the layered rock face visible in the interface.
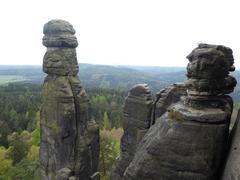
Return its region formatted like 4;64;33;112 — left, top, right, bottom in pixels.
112;44;236;180
40;20;99;180
186;43;236;100
111;84;153;179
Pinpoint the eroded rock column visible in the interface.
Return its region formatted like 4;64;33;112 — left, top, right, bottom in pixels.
110;84;153;180
40;19;99;180
122;44;236;180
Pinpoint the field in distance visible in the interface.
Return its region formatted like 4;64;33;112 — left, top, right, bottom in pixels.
0;75;29;85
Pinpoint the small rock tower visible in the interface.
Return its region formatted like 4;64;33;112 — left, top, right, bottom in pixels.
111;84;153;179
40;19;99;180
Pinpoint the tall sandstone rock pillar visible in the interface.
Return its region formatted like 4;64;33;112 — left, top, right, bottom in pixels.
40;20;99;180
121;44;236;180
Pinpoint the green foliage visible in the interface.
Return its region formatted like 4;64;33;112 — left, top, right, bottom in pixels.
31;127;40;146
0;147;7;160
0;159;17;180
0;121;10;147
0;130;39;180
103;112;111;130
13;158;39;180
0;83;41;147
7;131;31;164
27;145;39;161
88;88;125;128
99;128;122;180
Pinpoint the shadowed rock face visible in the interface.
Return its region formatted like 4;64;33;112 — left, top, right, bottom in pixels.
112;44;236;180
40;19;99;180
222;109;240;180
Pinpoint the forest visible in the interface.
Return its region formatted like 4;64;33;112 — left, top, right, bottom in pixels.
0;83;125;180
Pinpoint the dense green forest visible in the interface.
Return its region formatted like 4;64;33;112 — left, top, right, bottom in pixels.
0;83;41;179
0;83;125;179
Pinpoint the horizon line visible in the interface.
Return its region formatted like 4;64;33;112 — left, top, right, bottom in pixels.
0;63;186;68
0;63;240;70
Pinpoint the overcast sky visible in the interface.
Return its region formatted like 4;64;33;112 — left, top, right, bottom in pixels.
0;0;240;68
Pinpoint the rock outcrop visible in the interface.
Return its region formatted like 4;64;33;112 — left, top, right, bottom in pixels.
111;84;153;179
40;19;99;180
112;44;237;180
153;83;187;121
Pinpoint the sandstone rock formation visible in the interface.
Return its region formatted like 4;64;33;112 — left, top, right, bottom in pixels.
186;43;236;100
111;84;153;179
153;83;187;121
112;44;236;180
40;19;99;180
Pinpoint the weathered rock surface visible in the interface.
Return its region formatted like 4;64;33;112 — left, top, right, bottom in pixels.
40;19;99;180
153;83;187;121
110;84;153;180
43;19;78;48
123;104;231;180
113;44;236;180
186;43;236;99
222;109;240;180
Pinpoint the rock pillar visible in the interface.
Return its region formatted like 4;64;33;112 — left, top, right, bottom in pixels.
110;84;153;180
40;19;99;180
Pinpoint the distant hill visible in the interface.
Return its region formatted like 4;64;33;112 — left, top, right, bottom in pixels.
0;64;186;92
118;65;186;75
79;64;186;92
0;64;239;101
